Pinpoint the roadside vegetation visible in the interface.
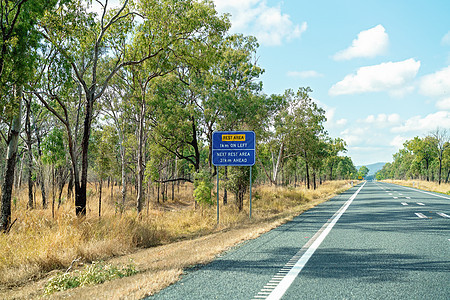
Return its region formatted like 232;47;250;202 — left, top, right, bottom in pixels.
376;129;449;184
383;179;450;195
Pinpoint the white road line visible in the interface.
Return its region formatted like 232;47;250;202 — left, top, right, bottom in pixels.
437;212;450;218
401;202;408;206
417;203;425;206
254;182;367;300
415;213;428;219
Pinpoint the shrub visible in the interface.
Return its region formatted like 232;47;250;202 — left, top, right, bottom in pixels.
44;260;138;294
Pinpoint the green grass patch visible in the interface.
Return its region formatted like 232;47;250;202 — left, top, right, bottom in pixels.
44;260;138;295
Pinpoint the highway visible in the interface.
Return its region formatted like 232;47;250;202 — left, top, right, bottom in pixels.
149;181;450;300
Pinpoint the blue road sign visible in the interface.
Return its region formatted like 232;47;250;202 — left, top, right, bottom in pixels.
212;131;255;166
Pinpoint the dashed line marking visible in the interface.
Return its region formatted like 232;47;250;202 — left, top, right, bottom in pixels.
415;213;428;219
437;212;450;218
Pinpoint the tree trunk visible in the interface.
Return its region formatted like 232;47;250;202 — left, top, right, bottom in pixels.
120;146;127;213
191;117;200;172
67;168;73;203
33;115;47;208
136;101;145;214
25;98;33;209
76;94;94;216
51;166;55;218
1;87;22;232
272;142;284;185
305;151;310;189
437;151;443;185
98;179;102;218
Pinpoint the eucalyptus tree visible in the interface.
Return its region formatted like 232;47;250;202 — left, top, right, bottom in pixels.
405;136;435;181
41;126;69;217
129;0;229;213
336;156;357;180
430;128;449;184
100;77;131;212
325;137;347;180
0;0;57;232
90;125;115;217
267;87;327;188
36;0;228;216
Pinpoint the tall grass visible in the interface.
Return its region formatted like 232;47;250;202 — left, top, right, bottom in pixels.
0;180;352;288
384;179;450;195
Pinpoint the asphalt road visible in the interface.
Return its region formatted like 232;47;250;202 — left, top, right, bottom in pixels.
148;181;450;300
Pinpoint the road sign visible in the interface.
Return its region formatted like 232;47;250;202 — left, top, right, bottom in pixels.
212;131;255;166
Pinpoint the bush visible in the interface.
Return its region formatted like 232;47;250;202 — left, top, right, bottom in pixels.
193;170;214;205
44;260;138;294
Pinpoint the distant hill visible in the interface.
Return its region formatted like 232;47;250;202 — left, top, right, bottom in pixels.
357;162;387;176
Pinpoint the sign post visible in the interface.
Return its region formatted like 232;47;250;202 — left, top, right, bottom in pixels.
212;131;255;223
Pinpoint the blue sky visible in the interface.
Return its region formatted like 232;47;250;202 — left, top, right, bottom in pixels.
213;0;450;166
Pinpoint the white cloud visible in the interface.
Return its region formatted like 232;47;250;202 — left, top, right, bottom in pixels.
336;118;348;126
287;70;323;78
436;97;450;110
442;31;450;45
388;85;415;98
340;128;365;146
392;111;450;133
390;136;407;150
329;59;420;96
333;25;389;60
213;0;305;46
325;107;336;124
363;113;400;125
419;66;450;98
388;113;401;123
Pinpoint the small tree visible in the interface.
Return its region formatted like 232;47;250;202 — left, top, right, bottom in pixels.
225;166;256;212
357;166;369;179
193;170;213;206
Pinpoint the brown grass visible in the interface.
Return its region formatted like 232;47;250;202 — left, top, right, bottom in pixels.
383;179;450;195
0;180;354;299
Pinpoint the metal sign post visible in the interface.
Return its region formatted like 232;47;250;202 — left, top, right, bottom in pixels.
212;131;256;224
217;171;220;224
249;166;252;219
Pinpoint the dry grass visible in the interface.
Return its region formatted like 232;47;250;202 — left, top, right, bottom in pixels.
0;180;353;299
383;179;450;195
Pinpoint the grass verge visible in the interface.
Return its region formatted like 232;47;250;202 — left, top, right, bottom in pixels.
383;179;450;195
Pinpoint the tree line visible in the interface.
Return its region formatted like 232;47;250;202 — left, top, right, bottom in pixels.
0;0;358;232
376;128;450;184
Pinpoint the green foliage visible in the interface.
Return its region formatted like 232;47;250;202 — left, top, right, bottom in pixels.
193;170;213;205
376;131;449;183
41;127;66;166
44;260;138;295
358;166;369;178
